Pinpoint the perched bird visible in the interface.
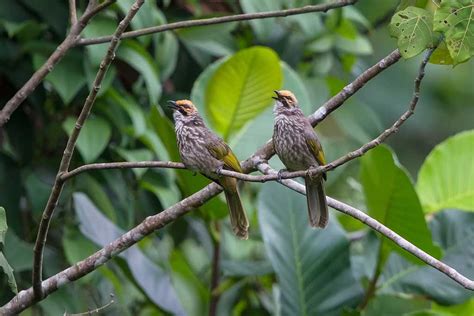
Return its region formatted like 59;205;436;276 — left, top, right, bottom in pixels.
168;99;249;239
272;90;329;228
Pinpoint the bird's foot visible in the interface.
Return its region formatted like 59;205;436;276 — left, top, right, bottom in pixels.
306;166;320;180
215;166;223;176
277;169;288;183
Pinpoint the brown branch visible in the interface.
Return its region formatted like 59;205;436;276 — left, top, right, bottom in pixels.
69;0;78;26
31;0;145;299
76;0;358;46
255;162;474;291
0;183;224;315
0;0;115;127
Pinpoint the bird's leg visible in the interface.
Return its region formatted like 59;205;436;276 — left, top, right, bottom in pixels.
277;169;288;183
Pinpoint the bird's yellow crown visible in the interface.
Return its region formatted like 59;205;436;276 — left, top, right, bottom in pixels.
275;90;298;106
175;99;198;114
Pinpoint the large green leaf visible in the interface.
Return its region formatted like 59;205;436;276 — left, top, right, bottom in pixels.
205;46;282;140
389;6;438;58
434;0;474;65
231;62;311;159
32;50;86;104
259;183;363;316
73;193;186;315
62;116;111;163
117;40;161;104
0;207;17;294
381;210;474;305
416;130;474;213
360;146;442;264
364;294;431;316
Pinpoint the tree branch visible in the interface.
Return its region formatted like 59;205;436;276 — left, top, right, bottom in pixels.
76;0;358;46
61;47;423;185
0;0;115;127
31;0;145;299
69;0;78;26
255;162;474;291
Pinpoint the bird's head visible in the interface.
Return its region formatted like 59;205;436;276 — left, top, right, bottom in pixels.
273;90;300;115
168;99;199;122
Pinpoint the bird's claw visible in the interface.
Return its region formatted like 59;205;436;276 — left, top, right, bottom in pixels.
306;166;319;180
215;166;223;176
277;169;287;183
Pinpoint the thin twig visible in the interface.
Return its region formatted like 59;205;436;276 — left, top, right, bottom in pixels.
76;0;358;46
31;0;145;299
64;294;115;316
0;0;115;127
255;162;474;291
69;0;78;26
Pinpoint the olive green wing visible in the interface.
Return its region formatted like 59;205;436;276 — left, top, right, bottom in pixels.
305;134;326;166
206;140;243;173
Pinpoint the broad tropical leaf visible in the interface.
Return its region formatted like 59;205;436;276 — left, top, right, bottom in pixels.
416;130;474;213
259;183;363;315
205;46;282;140
360;146;442;264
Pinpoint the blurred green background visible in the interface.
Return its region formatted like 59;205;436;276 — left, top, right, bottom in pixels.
0;0;473;315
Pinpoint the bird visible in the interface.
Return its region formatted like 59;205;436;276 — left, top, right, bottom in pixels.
168;99;249;239
272;90;329;228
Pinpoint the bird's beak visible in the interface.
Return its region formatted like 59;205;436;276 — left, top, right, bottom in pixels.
167;100;178;110
272;90;281;101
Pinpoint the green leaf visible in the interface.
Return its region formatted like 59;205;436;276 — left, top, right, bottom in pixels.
381;210;474;305
82;16;117;68
416;130;474;213
429;40;455;65
106;89;147;137
360;146;442;264
0;207;17;294
32;50;86;104
115;148;153;179
389;7;438;58
364;295;431;316
73;193;186;315
231;62;311;159
62;116;112;163
434;0;474;64
259;183;363;316
205;46;282;140
117;40;161;104
240;0;283;41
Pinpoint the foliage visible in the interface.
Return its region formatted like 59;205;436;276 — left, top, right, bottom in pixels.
389;0;474;64
0;0;473;315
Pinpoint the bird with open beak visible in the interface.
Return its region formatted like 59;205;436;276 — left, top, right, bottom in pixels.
272;90;329;228
168;99;249;239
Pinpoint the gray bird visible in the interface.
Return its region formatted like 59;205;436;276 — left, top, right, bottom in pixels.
168;99;249;239
272;90;329;228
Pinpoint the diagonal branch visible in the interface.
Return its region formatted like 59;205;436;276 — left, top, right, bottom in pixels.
255;162;474;291
77;0;358;46
31;0;145;299
0;0;115;127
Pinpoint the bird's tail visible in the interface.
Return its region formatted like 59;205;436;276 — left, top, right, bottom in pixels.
220;177;249;239
304;175;329;228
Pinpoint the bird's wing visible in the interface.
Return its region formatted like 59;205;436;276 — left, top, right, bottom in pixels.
206;139;243;173
305;130;326;166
